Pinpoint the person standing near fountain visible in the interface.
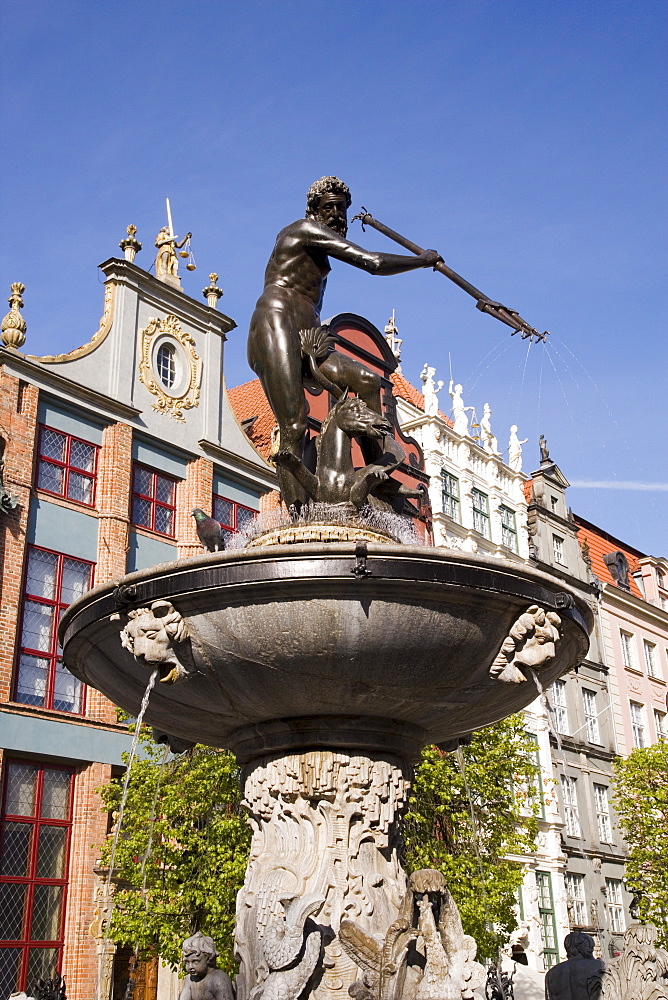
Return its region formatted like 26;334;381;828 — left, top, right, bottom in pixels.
247;176;441;507
544;932;605;1000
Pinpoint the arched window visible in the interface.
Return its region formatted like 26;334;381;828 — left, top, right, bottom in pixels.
156;342;176;389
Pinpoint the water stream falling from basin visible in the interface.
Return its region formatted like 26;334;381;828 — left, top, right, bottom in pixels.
529;668;562;752
97;669;159;1000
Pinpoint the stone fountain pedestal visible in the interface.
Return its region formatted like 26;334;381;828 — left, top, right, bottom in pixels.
60;538;593;1000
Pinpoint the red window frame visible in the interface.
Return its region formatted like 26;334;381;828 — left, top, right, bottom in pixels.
131;463;177;537
212;493;257;542
0;760;74;996
14;545;93;715
34;424;99;508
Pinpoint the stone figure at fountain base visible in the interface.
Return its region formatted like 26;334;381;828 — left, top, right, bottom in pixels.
179;932;234;1000
234;750;484;1000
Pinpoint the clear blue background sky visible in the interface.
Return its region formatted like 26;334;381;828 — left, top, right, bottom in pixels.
1;0;665;553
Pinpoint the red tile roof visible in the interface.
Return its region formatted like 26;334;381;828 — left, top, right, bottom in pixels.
574;516;645;598
227;379;275;459
522;479;533;503
390;372;425;409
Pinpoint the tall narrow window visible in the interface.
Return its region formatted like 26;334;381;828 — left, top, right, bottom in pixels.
594;784;612;842
14;547;92;713
654;710;667;741
440;471;460;522
561;775;581;837
536;872;558;969
583;689;601;743
565;873;587;926
471;489;490;539
155;343;176;389
131;464;177;537
643;640;658;678
35;426;98;507
500;506;518;552
0;761;74;998
630;702;646;749
525;733;545;820
212;494;257;545
620;631;635;669
552;535;565;565
551;679;569;735
605;878;625;933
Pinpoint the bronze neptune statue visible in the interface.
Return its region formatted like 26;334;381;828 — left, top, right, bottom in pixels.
247;176;441;508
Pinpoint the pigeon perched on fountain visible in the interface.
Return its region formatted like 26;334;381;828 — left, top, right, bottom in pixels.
191;509;224;552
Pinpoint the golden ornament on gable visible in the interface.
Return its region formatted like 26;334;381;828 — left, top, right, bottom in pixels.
138;314;202;421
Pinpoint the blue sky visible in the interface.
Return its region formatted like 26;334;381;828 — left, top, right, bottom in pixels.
1;0;666;553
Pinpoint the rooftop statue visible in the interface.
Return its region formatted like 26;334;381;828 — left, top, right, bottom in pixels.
248;176;441;509
480;402;499;454
155;226;192;280
448;379;473;437
508;425;528;473
420;364;444;416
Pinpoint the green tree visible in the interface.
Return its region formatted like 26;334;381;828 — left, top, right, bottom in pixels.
612;740;668;945
404;714;540;959
98;715;538;969
98;731;250;972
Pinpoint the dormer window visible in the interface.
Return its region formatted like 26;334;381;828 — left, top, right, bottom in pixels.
156;342;176;389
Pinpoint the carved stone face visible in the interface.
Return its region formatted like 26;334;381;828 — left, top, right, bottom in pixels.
125;612;179;665
514;609;561;669
119;601;189;683
315;192;348;236
184;952;209;978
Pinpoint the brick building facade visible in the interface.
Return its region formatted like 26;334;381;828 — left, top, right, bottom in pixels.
0;242;275;1000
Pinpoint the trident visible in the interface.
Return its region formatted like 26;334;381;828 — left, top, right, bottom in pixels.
352;209;549;343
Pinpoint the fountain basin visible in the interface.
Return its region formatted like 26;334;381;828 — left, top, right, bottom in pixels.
60;541;592;764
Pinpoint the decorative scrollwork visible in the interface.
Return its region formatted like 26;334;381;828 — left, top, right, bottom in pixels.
138;314;202;421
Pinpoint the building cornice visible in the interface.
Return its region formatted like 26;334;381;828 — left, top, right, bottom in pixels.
551;734;617;762
526;501;580;535
1;348;141;421
532;557;593;596
97;257;236;336
601;581;668;626
199;438;278;490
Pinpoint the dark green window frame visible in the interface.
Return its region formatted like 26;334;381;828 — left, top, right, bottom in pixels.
441;470;460;522
537;871;559;969
471;488;490;539
500;505;518;553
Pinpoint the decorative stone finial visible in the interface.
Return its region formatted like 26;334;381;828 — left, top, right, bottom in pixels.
384;310;402;370
119;225;142;263
202;273;223;309
1;282;27;349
